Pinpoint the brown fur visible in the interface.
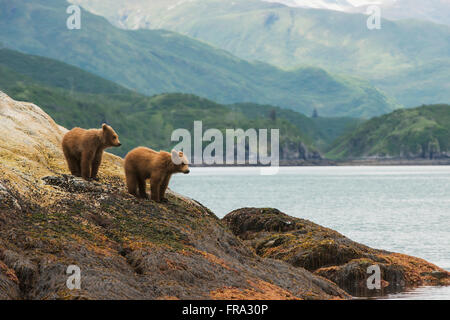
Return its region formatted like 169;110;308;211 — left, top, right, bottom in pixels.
124;147;190;202
62;124;121;180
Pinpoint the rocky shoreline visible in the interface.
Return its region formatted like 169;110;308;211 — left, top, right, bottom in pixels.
0;92;448;299
223;208;449;297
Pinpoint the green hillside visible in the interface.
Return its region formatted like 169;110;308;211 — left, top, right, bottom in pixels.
0;48;131;95
327;105;450;160
77;0;450;107
0;0;398;118
230;102;362;150
1;48;346;160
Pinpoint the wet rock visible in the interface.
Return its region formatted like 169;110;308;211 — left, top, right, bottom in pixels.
281;141;322;161
222;208;450;297
420;270;449;280
0;259;21;299
0;250;38;298
315;259;406;297
430;271;448;279
0;183;21;211
42;175;105;193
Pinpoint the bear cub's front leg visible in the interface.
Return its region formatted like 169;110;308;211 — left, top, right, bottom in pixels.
81;151;95;181
150;178;161;202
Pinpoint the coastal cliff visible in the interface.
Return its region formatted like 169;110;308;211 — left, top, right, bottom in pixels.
0;92;447;299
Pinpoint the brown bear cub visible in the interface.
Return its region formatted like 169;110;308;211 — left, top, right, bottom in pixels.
62;124;121;180
124;147;190;202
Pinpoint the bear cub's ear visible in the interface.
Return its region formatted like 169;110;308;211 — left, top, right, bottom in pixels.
171;149;182;165
102;123;108;130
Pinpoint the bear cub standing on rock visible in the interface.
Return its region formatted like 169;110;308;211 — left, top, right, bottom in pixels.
124;147;190;202
62;124;121;180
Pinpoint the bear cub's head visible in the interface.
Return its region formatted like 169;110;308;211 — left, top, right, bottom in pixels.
171;149;190;174
101;124;122;148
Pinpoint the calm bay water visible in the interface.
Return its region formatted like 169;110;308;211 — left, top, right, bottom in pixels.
171;166;450;300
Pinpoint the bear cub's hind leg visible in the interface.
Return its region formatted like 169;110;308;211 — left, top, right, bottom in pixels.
159;175;171;202
126;172;138;197
137;177;149;199
68;157;81;177
66;155;81;177
63;146;81;177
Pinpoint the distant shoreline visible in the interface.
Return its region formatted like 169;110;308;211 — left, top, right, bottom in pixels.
336;159;450;166
190;159;450;167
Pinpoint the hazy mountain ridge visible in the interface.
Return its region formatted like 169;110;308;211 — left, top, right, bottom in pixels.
71;0;450;107
264;0;450;26
0;0;398;118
